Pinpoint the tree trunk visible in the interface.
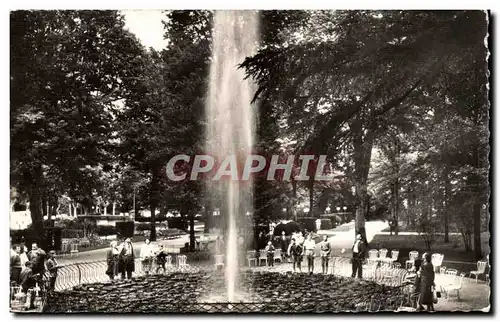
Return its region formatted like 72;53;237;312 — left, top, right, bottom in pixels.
42;196;48;219
28;185;43;237
352;126;373;244
308;176;315;218
443;167;451;243
473;202;482;259
189;213;196;251
149;167;161;242
112;202;116;216
394;178;399;235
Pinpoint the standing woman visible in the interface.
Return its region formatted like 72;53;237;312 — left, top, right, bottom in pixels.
418;252;436;311
19;245;30;268
140;239;153;275
106;241;120;280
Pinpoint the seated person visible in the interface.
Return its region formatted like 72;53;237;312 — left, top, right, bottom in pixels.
19;261;37;310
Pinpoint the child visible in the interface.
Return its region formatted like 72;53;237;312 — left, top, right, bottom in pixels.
265;241;275;267
155;245;168;274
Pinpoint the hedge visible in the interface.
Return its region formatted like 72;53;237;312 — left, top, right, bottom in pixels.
273;221;302;236
296;217;317;233
96;225;117;236
320;218;333;230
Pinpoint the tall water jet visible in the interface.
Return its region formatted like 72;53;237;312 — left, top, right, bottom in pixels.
205;11;259;302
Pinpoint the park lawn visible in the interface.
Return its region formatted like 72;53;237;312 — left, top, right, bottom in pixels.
368;232;490;274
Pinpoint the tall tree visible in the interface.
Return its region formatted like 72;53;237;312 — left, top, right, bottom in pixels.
11;10;144;233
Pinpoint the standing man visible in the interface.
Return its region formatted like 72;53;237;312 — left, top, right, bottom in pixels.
303;234;316;274
28;243;46;276
119;238;135;279
320;235;331;274
287;238;303;273
10;245;22;285
280;231;289;262
351;234;366;279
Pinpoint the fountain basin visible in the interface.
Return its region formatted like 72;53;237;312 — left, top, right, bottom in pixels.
44;271;406;313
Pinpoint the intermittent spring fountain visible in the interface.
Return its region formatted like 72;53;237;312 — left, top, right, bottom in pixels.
205;10;259;302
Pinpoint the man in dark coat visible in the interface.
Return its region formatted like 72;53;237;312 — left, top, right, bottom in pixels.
119;238;135;279
27;243;46;275
287;238;303;273
351;234;366;279
11;244;22;285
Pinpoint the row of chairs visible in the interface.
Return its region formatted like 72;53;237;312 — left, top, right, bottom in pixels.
402;251;445;271
140;255;188;268
247;249;283;267
366;249;399;267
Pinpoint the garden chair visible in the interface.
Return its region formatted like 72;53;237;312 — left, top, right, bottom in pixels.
70;244;79;257
177;255;188;267
445;268;458;280
388;250;400;268
215;254;224;269
165;255;173;268
247;250;257;267
273;249;282;263
258;250;268;266
469;261;488;283
431;253;444;273
441;273;465;300
397;293;420;312
405;251;419;270
442;268;459;287
379;248;388;258
367;249;379;265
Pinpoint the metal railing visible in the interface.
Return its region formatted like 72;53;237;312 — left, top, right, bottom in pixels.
55;255;211;291
15;255;415;313
53;256;409;292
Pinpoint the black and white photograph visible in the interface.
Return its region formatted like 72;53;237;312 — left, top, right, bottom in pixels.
9;8;491;313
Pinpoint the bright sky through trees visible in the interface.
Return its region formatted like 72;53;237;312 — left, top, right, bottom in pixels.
122;10;167;50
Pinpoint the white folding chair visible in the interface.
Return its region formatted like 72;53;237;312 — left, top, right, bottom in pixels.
274;249;282;263
177;255;188;267
367;249;379;265
215;254;224;269
70;244;79;257
397;293;420;312
431;253;444;272
247;250;257;267
389;250;400;268
379;248;388;258
258;250;268;266
405;251;419;269
165;255;173;268
469;261;488;283
441;273;466;300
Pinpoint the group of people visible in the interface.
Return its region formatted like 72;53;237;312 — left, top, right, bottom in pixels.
262;232;332;274
10;242;59;310
105;238;172;280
